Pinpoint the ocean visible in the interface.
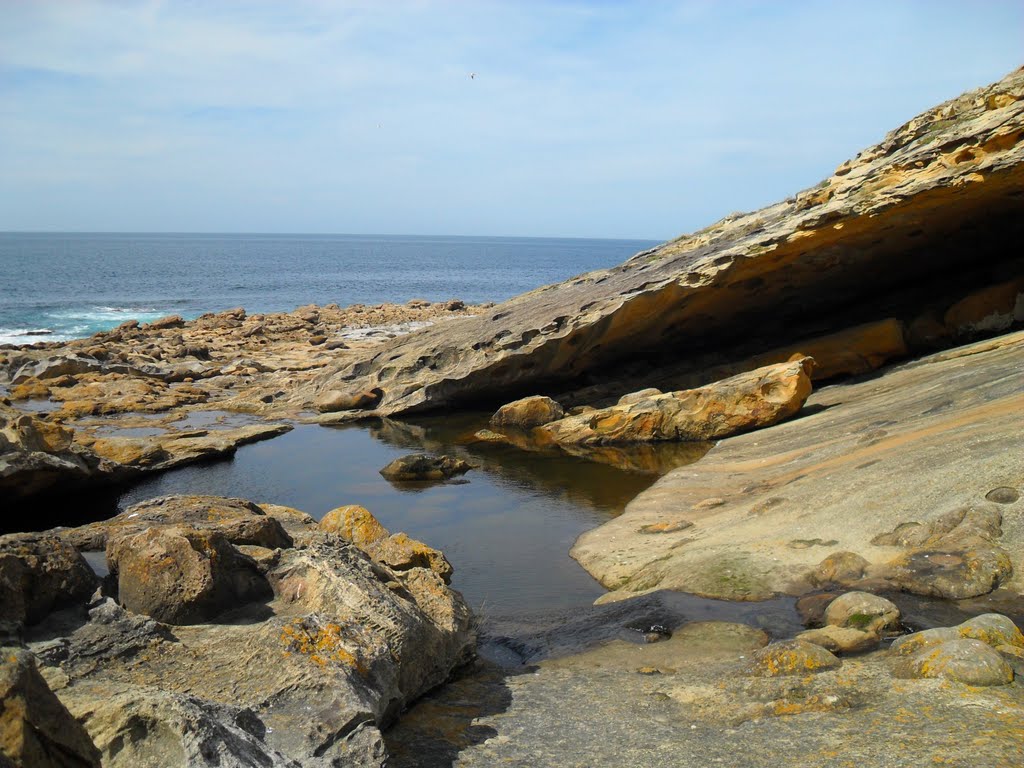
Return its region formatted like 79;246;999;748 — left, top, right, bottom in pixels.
0;232;658;345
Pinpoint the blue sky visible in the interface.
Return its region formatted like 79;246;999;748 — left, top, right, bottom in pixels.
1;1;1021;239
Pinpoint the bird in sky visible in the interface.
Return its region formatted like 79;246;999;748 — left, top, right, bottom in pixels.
469;72;476;79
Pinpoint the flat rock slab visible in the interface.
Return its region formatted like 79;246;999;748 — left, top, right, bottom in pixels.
571;330;1024;602
387;620;1024;768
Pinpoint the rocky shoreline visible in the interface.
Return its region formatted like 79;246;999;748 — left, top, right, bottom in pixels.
3;69;1024;766
1;299;484;504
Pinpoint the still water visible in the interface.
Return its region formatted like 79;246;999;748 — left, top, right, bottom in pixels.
58;414;708;615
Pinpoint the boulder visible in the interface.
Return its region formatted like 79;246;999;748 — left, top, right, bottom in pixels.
106;527;272;625
0;533;98;626
0;649;101;767
315;388;384;413
944;277;1024;335
319;505;389;547
379;453;474;482
63;495;293;551
374;534;454;584
796;625;880;654
319;506;453;583
891;638;1013;686
749;640;841;677
539;358;813;445
823;592;900;634
809;551;870;587
490;395;565;429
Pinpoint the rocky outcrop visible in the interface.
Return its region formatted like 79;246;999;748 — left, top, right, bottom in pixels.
0;402;100;501
8;495;473;768
890;614;1022;686
319;505;454;583
315;67;1024;416
538;358;813;445
0;397;291;506
571;330;1024;603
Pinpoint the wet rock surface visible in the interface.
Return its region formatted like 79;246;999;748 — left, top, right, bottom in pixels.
388;611;1024;768
1;494;474;767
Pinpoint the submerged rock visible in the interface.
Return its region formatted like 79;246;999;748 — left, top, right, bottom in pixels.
379;453;474;482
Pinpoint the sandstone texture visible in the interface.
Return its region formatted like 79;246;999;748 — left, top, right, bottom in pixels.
489;395;565;429
0;495;473;767
0;648;101;768
538;357;813;445
571;330;1024;604
315;67;1024;417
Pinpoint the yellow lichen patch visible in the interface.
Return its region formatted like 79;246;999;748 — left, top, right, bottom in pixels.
279;619;368;676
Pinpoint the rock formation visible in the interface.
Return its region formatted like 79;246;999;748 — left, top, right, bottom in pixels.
1;495;474;767
315;67;1024;416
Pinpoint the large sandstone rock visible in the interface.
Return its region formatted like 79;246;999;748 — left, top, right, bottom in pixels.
0;533;97;627
0;649;101;767
539;358;813;445
0;403;98;501
314;68;1024;416
106;527;272;625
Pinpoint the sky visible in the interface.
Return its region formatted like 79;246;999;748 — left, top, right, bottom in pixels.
0;1;1021;240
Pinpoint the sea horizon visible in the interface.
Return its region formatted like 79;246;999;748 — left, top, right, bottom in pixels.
0;231;660;345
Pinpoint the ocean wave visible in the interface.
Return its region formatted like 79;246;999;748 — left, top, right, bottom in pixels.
0;327;71;345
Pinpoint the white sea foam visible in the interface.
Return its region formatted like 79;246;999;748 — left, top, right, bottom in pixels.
0;328;70;345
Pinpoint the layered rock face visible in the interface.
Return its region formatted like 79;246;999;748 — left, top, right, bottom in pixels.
1;495;473;768
316;67;1024;415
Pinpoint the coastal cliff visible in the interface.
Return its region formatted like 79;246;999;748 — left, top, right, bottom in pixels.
314;66;1024;416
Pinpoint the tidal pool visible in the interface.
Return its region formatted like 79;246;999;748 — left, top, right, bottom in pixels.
52;413;709;615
